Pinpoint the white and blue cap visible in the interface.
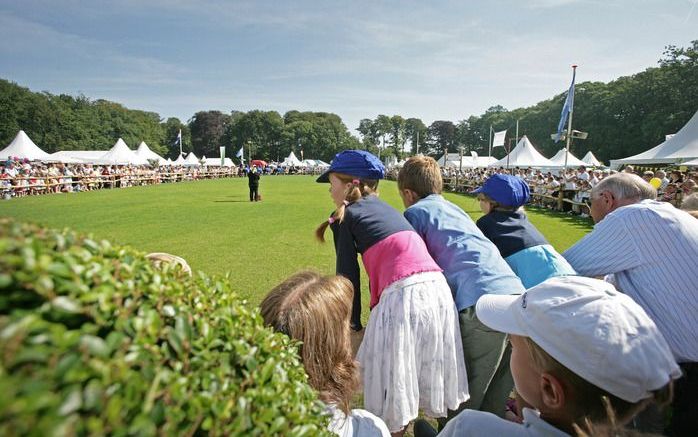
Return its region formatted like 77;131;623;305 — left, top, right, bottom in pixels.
472;174;530;207
316;150;385;183
475;276;681;402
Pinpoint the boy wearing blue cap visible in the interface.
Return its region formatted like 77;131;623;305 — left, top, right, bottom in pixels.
398;156;525;423
474;174;575;289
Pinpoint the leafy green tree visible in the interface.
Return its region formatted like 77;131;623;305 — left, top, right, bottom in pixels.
189;111;231;158
427;120;456;155
404;118;427;155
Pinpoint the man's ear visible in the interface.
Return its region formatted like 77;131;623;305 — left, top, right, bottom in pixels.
540;372;566;411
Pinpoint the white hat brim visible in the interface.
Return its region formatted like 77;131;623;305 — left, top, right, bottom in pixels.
475;293;528;337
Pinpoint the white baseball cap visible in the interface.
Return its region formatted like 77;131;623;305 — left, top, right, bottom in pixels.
476;276;681;402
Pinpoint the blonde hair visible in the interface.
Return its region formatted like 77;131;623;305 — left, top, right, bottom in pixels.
260;271;360;414
315;172;379;242
397;156;443;197
145;252;192;276
522;337;672;426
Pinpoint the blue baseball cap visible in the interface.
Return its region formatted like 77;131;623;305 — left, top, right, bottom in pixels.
316;150;385;183
472;174;530;207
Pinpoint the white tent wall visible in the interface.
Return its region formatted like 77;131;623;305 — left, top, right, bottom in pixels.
581;151;602;167
548;148;587;168
489;136;555;168
282;151;306;167
94;138;149;166
0;130;53;161
135;141;167;165
610;110;698;168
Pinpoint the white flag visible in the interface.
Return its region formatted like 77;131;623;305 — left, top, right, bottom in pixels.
492;130;507;148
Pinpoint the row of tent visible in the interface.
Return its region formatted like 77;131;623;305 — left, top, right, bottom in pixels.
437;136;603;169
0;132;234;167
437;109;698;169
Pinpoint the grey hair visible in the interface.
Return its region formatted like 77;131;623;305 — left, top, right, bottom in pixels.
682;193;698;211
592;173;657;201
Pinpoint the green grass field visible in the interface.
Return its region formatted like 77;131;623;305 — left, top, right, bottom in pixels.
0;175;593;326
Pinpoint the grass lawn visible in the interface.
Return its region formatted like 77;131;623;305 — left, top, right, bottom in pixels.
0;175;593;326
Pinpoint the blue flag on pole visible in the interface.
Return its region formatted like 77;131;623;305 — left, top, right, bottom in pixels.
235;147;244;158
554;68;576;142
175;129;182;146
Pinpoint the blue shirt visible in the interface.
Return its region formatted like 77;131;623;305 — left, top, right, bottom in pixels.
564;200;698;363
404;194;525;310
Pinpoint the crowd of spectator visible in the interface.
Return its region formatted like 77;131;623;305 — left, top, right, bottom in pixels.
411;164;698;215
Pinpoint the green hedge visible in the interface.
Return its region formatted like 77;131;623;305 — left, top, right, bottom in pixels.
0;218;329;436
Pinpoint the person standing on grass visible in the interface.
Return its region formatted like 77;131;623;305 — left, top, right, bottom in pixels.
247;165;260;201
397;156;524;425
315;150;469;435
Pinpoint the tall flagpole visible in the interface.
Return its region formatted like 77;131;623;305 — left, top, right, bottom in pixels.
488;125;493;158
515;120;519;146
564;65;577;171
178;129;183;156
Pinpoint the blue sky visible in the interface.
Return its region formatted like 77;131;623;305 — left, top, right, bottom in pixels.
1;0;696;135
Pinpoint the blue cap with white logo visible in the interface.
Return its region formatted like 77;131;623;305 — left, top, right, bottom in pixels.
316;150;385;183
472;174;530;207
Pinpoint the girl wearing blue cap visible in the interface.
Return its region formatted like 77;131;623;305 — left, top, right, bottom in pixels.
316;150;469;435
474;174;575;289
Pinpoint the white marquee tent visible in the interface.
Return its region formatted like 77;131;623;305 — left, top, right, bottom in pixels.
202;157;234;167
49;150;104;163
489;136;555;168
302;159;330;168
0;130;53;161
437;153;497;168
172;154;186;165
282;151;306;167
682;158;698;166
95;138;149;166
548;148;587;168
581;151;602;167
135;141;167;165
183;152;200;166
610;110;698;168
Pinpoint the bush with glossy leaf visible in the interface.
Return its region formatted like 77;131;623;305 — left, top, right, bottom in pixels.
0;218;329;436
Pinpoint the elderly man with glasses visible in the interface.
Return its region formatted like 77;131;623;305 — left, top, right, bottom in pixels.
563;172;698;435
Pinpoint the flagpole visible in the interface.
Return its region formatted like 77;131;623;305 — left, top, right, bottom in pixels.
515;120;519;146
564;65;577;171
488;125;492;158
178;129;182;156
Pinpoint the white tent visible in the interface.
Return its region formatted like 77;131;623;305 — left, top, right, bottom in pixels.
282;151;306;167
183;152;200;166
548;148;588;168
437;153;497;168
202;157;234;167
172;154;186;165
302;159;330;168
489;136;555;168
165;158;173;166
135;141;167;165
0;130;53;161
95;138;149;166
610;110;698;168
581;151;602;167
49;150;105;163
683;158;698;166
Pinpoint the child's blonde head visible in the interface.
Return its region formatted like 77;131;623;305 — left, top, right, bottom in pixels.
260;271;359;414
397;156;443;198
522;337;673;426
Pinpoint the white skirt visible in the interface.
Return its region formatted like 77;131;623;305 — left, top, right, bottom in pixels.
357;271;469;432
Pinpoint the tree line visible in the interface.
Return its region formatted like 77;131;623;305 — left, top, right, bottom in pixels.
1;41;695;163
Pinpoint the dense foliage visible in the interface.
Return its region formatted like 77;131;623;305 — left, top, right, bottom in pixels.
1;41;696;163
0;218;329;436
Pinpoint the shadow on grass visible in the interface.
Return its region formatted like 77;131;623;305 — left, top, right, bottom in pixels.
213;199;250;203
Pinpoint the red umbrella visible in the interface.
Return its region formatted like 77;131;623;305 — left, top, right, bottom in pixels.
251;159;268;167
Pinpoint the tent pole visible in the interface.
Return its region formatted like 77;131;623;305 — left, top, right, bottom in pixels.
488;125;492;159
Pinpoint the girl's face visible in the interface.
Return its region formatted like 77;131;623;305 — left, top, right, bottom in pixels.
329;173;350;208
478;195;492;214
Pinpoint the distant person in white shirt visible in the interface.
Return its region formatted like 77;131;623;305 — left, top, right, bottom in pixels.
261;271;390;437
